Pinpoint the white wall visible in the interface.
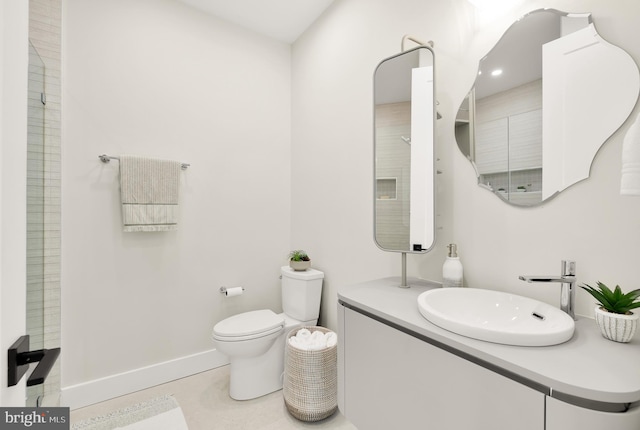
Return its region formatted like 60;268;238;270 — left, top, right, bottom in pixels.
61;0;292;406
60;0;640;407
292;0;640;329
291;0;468;331
0;0;28;406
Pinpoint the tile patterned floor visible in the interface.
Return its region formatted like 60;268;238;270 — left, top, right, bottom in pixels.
70;366;357;430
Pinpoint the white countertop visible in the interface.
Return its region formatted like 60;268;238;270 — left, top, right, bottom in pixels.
338;277;640;405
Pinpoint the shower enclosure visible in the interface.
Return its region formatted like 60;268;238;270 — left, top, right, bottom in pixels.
27;41;46;406
25;0;63;407
26;40;60;407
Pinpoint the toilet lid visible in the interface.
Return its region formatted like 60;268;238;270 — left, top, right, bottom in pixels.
213;309;284;338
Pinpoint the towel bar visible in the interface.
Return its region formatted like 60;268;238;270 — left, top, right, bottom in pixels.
99;154;190;170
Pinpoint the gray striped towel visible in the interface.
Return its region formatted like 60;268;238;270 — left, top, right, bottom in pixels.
119;155;182;232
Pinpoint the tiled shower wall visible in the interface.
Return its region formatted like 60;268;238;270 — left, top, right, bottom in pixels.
375;102;411;250
28;0;62;402
27;40;46;403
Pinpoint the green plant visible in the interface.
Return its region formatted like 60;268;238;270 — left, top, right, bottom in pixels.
289;250;310;262
580;281;640;315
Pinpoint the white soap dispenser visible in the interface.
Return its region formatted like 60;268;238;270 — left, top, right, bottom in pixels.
442;244;464;288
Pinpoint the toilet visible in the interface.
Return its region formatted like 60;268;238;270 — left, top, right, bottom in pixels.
212;266;324;400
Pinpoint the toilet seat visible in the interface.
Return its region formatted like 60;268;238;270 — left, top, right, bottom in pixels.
213;309;284;342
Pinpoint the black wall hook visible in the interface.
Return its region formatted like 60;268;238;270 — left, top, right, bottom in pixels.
8;335;60;387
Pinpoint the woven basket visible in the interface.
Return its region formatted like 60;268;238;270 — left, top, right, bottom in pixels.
283;326;338;422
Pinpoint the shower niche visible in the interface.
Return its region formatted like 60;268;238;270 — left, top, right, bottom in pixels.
376;178;397;200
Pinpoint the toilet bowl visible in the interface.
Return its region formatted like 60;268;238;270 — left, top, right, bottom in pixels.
212;266;324;400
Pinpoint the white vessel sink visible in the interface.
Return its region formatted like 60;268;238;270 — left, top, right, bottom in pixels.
417;288;575;346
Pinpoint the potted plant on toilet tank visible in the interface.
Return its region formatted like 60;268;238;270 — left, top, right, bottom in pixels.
581;281;640;343
289;250;311;271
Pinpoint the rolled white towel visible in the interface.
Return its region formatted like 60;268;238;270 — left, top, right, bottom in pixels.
296;328;311;341
290;335;315;351
306;341;323;351
289;328;337;351
325;332;338;348
288;337;300;349
310;330;325;343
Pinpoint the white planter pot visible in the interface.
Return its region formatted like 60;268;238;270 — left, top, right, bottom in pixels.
594;306;638;343
289;260;311;271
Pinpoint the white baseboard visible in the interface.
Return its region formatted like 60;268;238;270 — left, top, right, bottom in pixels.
61;349;228;410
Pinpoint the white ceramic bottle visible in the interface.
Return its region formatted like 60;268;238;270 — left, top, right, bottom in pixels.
442;243;463;288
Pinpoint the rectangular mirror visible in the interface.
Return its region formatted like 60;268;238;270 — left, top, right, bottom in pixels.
374;46;435;253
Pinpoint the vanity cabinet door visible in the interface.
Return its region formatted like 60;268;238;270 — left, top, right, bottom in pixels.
341;308;545;430
546;397;640;430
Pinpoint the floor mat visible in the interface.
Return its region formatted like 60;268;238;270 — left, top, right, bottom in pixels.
71;395;188;430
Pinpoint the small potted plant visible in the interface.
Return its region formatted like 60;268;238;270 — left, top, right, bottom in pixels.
581;281;640;343
289;250;311;271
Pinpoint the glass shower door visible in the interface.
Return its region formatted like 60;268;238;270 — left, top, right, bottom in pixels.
26;40;46;407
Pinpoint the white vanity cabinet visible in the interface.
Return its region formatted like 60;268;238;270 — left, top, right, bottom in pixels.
340;307;545;430
338;278;640;430
546;397;640;430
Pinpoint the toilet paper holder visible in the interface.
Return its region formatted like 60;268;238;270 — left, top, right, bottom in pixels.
219;286;245;294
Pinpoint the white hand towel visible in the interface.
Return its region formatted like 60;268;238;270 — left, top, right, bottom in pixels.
120;155;182;232
621;113;640;195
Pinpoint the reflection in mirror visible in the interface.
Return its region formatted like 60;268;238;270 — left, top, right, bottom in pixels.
456;9;640;206
374;46;435;253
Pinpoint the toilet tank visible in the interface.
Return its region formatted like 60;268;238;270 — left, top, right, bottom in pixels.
281;266;324;322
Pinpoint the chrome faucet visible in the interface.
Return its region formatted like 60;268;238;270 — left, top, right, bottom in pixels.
519;260;577;320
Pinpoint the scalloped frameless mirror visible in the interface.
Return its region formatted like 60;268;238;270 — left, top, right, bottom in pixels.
455;9;640;206
374;46;436;253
